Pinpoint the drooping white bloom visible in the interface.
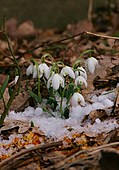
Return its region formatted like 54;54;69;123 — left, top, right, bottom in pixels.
26;64;33;76
75;66;87;80
14;75;19;84
70;92;85;106
85;57;98;74
60;66;75;79
47;74;64;90
26;64;37;78
75;76;87;87
38;63;50;79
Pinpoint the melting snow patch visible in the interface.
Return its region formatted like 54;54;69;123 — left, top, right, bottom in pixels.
4;91;118;140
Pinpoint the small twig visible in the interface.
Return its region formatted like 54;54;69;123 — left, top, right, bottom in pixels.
85;31;119;40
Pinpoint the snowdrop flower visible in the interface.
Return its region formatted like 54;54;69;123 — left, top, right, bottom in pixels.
47;74;64;90
14;75;19;84
26;64;33;76
85;57;98;74
26;64;37;78
70;92;85;107
75;66;87;80
75;76;87;87
38;63;50;79
60;66;75;79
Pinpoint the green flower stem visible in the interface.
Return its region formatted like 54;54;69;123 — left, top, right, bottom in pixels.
1;97;6;109
37;68;42;103
41;53;53;63
60;87;66;118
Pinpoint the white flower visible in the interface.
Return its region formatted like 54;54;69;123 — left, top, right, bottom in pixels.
14;75;19;84
60;66;75;79
47;74;64;90
38;63;50;79
75;66;87;80
26;64;37;78
26;64;33;76
85;57;98;74
75;76;87;87
70;92;85;106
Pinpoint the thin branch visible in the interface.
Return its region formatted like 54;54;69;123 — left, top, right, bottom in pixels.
85;31;119;40
21;31;119;56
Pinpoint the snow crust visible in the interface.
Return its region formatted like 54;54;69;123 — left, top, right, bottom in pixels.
5;91;118;139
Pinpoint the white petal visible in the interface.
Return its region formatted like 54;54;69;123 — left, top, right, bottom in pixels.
38;63;49;79
70;92;85;107
75;76;87;87
58;75;65;88
14;76;19;84
52;74;60;90
79;66;87;80
47;76;52;89
61;66;75;79
26;64;33;76
85;57;98;74
33;65;37;78
44;68;50;79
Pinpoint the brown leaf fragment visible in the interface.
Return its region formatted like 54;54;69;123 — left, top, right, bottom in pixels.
32;127;45;136
103;130;118;144
89;109;107;124
0;120;30;133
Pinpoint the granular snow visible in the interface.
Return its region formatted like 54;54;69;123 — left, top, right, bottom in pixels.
5;91;118;139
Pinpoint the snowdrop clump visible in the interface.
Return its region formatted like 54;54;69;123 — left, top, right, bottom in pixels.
26;53;99;118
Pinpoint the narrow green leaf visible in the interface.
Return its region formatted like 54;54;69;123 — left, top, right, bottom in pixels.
28;89;41;103
0;75;9;99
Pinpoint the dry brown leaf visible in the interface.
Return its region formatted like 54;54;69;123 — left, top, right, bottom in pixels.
0;120;30;133
89;109;107;124
32;127;45;136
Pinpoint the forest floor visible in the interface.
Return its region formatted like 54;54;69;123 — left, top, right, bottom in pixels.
0;3;119;170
